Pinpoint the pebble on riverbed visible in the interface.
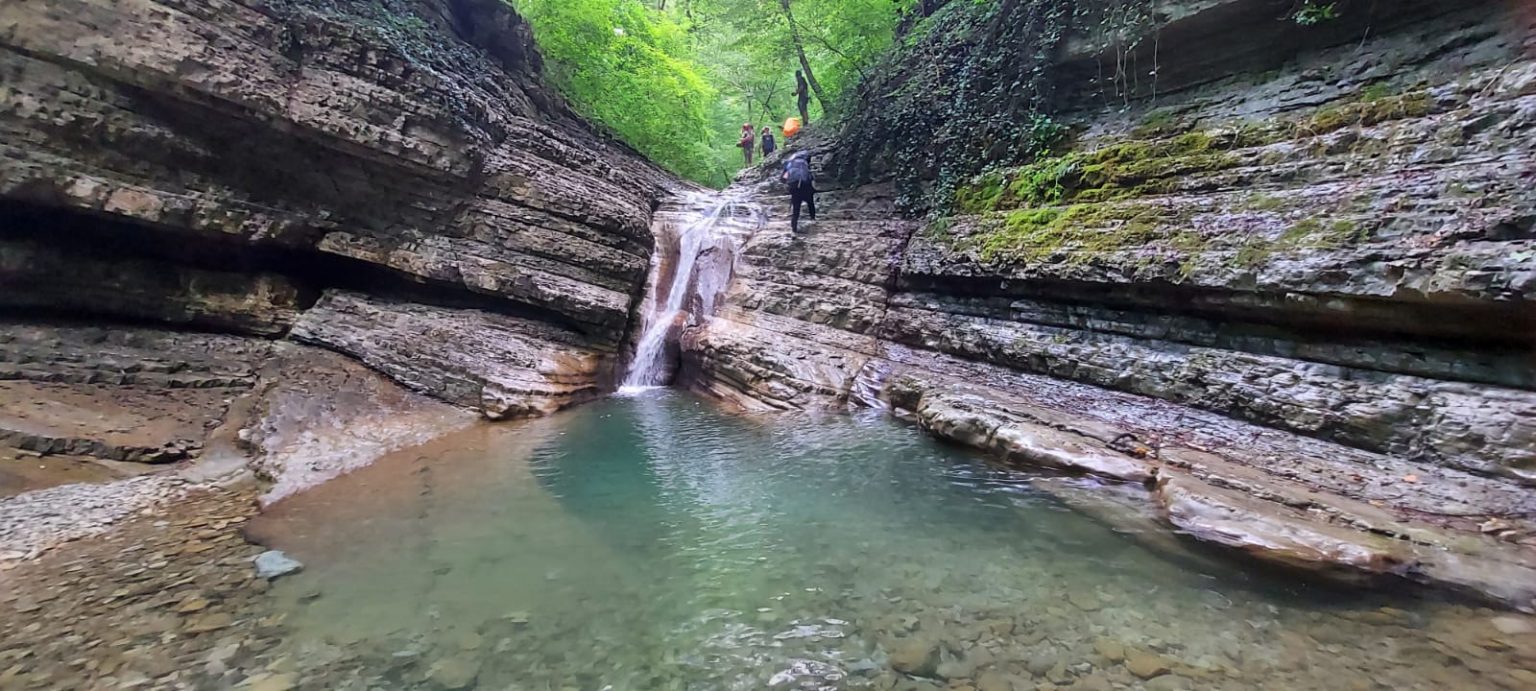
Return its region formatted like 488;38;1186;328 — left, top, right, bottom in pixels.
0;475;188;559
253;550;303;580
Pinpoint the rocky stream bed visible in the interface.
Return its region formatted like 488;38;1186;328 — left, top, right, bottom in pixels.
4;399;1536;691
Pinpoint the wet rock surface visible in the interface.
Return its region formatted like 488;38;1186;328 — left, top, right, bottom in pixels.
0;446;157;500
0;323;272;466
253;551;304;581
682;4;1536;607
236;342;477;503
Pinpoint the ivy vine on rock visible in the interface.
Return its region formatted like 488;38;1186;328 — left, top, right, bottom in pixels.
829;0;1157;216
1292;1;1341;26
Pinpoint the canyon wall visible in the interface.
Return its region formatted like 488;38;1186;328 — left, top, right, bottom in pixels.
682;0;1536;608
0;0;675;495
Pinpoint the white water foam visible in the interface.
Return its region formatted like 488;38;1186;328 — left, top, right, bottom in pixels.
621;192;741;388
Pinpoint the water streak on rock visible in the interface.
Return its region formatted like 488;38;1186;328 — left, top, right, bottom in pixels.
621;192;758;389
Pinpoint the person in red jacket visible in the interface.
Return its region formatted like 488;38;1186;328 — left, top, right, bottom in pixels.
739;123;755;166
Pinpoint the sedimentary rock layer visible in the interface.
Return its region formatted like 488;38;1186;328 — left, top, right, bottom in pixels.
0;320;475;504
0;0;676;419
292;291;609;418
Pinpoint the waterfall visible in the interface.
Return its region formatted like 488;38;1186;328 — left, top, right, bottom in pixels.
619;191;744;391
848;359;894;411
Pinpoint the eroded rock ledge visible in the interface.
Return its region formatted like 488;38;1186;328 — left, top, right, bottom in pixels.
682;1;1536;608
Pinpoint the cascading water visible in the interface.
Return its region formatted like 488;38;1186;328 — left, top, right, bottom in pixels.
620;191;753;390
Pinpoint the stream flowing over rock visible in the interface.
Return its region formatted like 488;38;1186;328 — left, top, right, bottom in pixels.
679;0;1536;608
621;191;762;388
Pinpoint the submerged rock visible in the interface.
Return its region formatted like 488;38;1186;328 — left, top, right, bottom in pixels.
1068;673;1112;691
974;671;1016;691
427;654;481;690
1066;587;1103;612
1491;616;1536;635
183;612;233;635
1125;649;1173;679
1144;675;1192;691
1025;649;1059;677
888;638;940;677
934;657;974;680
244;673;297;691
252;550;303;580
767;659;846;689
453;631;484;652
1092;637;1125;663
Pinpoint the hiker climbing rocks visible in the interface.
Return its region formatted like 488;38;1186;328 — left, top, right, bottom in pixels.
794;70;810;125
782;151;816;233
739;123;755;166
761;126;777;158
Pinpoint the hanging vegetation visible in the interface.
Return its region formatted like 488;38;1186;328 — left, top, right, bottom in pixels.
830;0;1105;214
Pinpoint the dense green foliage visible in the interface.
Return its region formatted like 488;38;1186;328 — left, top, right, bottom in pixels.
510;0;1353;194
512;0;718;182
512;0;914;186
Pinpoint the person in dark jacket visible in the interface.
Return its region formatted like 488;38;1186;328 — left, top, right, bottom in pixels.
782;151;816;233
760;126;777;158
794;70;810;125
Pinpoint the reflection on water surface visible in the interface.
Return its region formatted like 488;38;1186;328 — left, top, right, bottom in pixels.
253;390;1534;690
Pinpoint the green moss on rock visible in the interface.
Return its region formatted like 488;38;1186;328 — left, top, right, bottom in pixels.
951;132;1241;214
969;204;1170;264
1302;90;1433;137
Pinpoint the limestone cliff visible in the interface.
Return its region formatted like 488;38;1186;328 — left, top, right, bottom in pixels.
682;0;1536;608
0;0;675;494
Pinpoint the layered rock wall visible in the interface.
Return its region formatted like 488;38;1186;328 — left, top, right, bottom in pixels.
0;0;678;502
0;0;677;421
683;0;1536;607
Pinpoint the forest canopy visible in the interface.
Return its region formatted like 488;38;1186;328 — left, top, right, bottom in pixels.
510;0;918;186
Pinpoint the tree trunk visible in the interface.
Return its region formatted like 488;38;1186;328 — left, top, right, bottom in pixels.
777;0;830;117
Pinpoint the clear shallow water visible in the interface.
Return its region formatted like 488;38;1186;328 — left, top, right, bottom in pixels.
253;391;1530;691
